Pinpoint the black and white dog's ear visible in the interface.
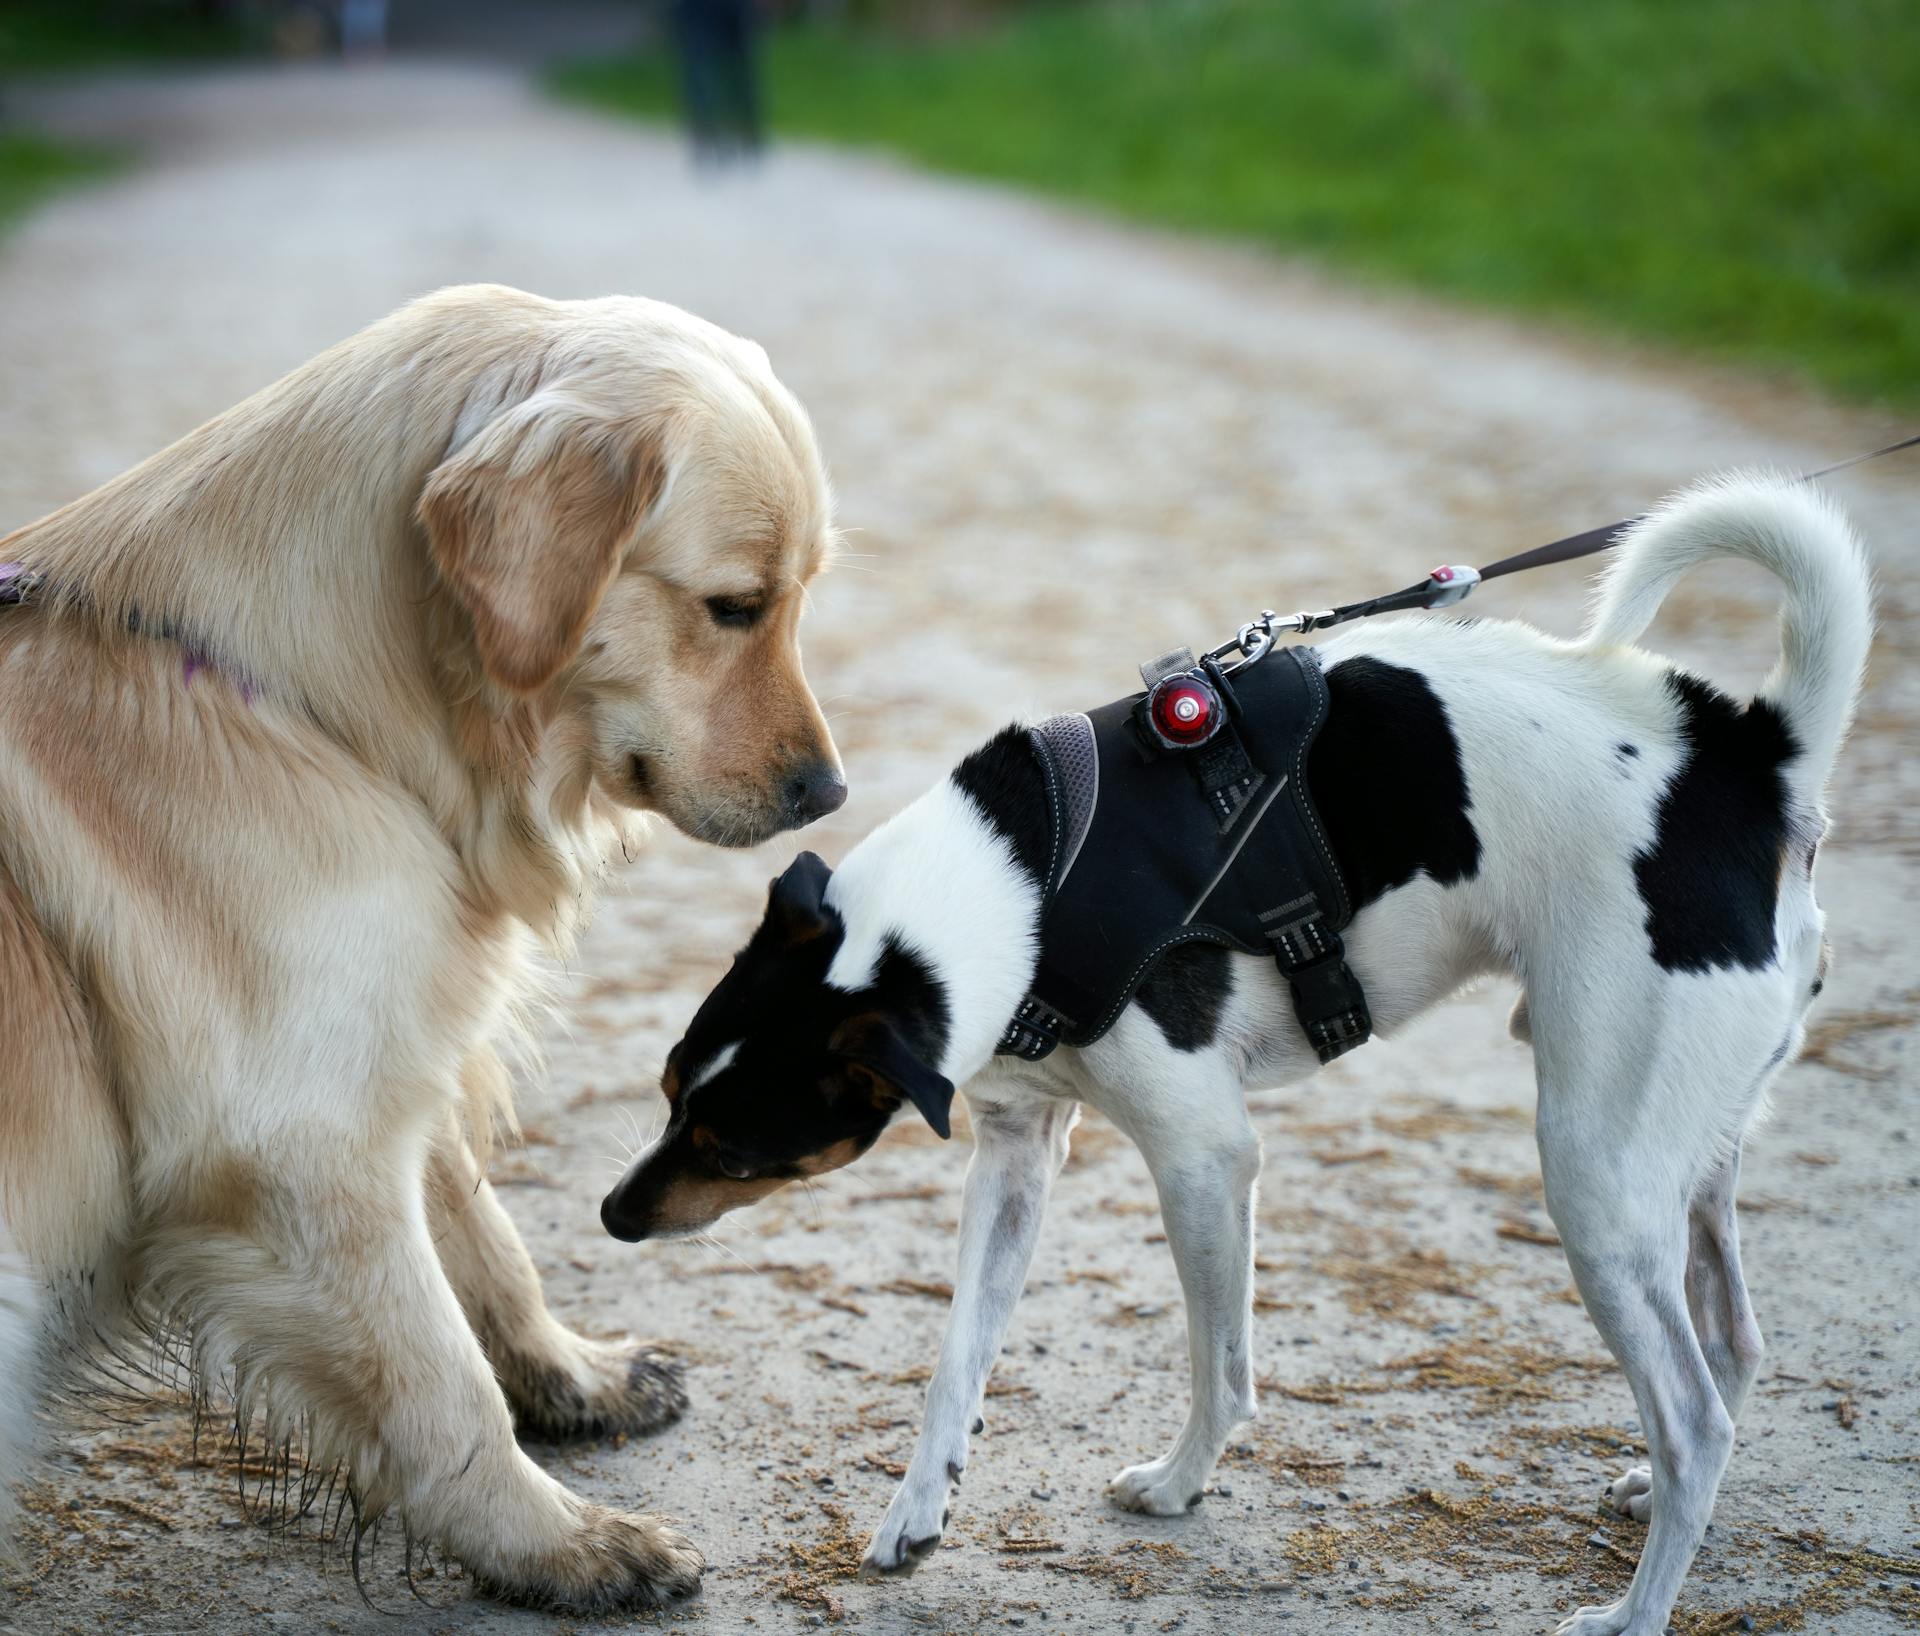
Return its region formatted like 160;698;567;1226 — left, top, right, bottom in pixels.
767;850;834;942
829;1015;956;1140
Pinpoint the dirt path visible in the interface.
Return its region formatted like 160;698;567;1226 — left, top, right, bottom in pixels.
2;63;1915;1636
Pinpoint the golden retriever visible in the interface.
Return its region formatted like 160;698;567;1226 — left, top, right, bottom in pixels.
0;283;844;1608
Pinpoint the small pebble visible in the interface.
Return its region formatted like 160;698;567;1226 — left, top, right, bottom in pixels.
1031;1487;1054;1502
1588;1531;1611;1548
1336;1489;1351;1501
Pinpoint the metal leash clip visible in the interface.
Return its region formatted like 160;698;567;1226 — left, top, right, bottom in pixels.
1204;607;1335;671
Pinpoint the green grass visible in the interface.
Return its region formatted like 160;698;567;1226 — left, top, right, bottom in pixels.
0;5;258;235
555;0;1920;406
0;131;117;231
0;1;256;73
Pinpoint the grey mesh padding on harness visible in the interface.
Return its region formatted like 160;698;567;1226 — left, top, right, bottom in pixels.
998;646;1369;1065
1030;712;1098;890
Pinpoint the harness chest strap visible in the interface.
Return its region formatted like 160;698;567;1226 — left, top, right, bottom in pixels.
997;645;1371;1066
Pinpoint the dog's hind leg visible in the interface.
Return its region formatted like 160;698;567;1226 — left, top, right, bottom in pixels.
1094;1031;1261;1517
1608;1148;1765;1525
1533;1014;1758;1636
861;1088;1077;1578
1683;1151;1764;1424
427;1081;687;1442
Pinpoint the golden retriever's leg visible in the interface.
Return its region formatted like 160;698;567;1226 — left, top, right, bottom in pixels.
148;1142;702;1612
427;1114;687;1441
0;864;134;1546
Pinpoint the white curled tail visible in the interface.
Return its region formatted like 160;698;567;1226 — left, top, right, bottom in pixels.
0;1223;39;1556
1583;474;1874;801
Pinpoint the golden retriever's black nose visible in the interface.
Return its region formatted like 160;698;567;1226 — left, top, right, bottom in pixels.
786;762;848;825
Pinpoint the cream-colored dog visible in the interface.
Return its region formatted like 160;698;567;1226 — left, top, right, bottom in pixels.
0;284;844;1608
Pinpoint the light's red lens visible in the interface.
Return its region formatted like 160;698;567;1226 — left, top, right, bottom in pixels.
1149;677;1216;746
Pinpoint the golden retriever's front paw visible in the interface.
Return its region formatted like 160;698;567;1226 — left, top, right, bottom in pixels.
499;1334;689;1441
482;1506;704;1612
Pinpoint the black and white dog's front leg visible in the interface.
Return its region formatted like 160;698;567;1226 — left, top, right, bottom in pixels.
1092;1028;1262;1514
861;1089;1077;1578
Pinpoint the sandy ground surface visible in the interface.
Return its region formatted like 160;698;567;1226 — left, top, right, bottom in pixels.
2;62;1917;1636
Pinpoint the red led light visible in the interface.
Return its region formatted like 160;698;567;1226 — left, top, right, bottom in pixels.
1148;676;1217;747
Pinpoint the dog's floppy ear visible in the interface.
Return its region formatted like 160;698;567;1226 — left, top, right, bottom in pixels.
767;851;834;943
829;1013;955;1140
419;393;663;693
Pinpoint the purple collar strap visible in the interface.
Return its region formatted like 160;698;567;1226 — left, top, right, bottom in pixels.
0;562;257;700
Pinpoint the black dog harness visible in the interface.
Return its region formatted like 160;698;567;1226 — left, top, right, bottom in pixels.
996;642;1370;1065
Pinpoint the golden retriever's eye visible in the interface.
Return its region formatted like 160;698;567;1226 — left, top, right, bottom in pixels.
705;594;763;629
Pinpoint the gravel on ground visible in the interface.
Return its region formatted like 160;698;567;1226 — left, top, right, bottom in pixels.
2;62;1916;1636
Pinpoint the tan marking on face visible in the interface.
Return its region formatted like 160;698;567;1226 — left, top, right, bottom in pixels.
643;1138;870;1235
646;1171;791;1235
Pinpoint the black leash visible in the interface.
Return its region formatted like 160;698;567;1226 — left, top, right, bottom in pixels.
1207;432;1920;668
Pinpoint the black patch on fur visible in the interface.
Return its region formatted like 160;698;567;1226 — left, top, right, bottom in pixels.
1633;671;1797;973
602;899;952;1239
1134;940;1232;1052
1617;741;1640;758
1307;656;1482;913
951;725;1051;886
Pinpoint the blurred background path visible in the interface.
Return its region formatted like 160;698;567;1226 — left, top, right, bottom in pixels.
1;49;1915;1636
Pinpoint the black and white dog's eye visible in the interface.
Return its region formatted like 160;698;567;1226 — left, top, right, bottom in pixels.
717;1152;755;1180
705;595;762;629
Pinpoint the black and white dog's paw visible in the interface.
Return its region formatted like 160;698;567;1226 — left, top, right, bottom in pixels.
1107;1458;1207;1516
861;1460;961;1579
1607;1463;1652;1523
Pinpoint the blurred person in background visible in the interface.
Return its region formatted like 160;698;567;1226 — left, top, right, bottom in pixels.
672;0;763;165
338;0;388;60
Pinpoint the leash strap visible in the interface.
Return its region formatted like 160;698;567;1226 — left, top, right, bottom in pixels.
1478;430;1920;584
1218;431;1920;650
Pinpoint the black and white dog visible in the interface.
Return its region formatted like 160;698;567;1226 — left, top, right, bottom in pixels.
603;477;1871;1636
